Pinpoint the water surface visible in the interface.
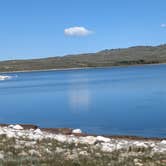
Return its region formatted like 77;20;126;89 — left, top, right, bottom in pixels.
0;65;166;137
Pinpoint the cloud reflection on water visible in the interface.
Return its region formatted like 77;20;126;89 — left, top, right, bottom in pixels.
68;77;91;113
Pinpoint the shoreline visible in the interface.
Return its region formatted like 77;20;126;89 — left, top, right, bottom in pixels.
0;123;166;165
0;124;164;141
1;62;166;74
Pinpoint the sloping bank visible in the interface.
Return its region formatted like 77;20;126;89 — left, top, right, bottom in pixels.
0;124;166;166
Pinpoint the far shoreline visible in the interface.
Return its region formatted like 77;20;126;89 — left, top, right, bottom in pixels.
1;62;166;74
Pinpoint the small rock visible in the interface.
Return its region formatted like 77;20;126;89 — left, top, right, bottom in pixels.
100;142;116;152
79;151;88;156
134;159;143;166
135;163;143;166
134;158;141;162
116;143;123;150
0;153;4;160
160;140;166;144
55;147;65;153
54;135;67;142
34;128;43;135
48;143;52;146
8;125;14;128
80;136;97;145
25;141;36;147
6;131;16;138
18;151;28;156
29;149;41;157
14;145;22;149
30;129;34;132
16;132;24;137
96;136;111;143
11;125;23;130
45;148;52;154
72;129;82;134
95;152;101;157
133;141;148;148
66;153;78;160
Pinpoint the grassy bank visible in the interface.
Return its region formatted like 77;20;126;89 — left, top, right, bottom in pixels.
0;125;166;165
1;44;166;73
0;134;166;166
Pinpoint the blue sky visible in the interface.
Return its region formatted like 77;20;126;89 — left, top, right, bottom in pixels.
0;0;166;60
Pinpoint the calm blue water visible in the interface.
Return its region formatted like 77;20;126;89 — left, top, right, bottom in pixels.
0;65;166;138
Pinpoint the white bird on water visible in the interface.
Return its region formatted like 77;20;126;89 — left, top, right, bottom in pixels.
0;75;12;80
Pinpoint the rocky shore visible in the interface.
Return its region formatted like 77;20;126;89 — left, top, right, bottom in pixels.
0;124;166;166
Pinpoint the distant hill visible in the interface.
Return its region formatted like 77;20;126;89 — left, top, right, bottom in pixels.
1;44;166;72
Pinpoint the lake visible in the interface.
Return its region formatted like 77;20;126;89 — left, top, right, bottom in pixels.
0;64;166;138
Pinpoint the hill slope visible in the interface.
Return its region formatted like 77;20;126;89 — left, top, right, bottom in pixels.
1;44;166;72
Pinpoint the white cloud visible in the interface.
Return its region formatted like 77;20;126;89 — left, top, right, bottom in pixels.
64;26;93;36
161;24;166;28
